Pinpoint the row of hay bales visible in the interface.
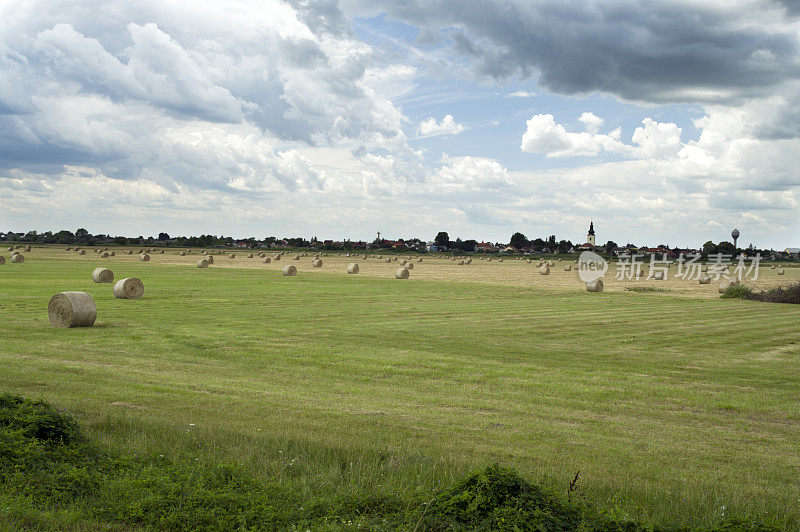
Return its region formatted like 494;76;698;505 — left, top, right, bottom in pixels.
49;268;144;328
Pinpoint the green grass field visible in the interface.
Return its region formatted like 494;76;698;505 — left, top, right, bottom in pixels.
1;252;799;529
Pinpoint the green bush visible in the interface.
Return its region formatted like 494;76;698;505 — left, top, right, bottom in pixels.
722;281;800;304
720;284;754;299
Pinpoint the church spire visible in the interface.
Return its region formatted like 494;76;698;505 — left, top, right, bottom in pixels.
588;221;595;236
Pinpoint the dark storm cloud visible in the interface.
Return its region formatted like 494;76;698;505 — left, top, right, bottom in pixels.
346;0;800;104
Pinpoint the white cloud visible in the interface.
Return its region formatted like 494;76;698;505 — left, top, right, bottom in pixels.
632;118;682;159
417;114;464;137
507;90;535;98
578;112;603;134
520;114;628;157
432;155;513;190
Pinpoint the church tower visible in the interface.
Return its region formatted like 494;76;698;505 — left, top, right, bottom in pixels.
587;221;596;247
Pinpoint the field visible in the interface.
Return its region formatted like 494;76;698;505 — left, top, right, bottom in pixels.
2;246;800;529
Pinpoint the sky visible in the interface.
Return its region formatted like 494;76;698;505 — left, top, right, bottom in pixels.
1;0;799;249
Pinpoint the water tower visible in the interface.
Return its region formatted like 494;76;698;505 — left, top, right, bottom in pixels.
731;228;740;251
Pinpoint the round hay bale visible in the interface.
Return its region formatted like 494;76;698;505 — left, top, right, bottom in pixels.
159;250;165;254
395;267;409;279
377;255;382;259
417;258;422;262
65;247;71;251
139;254;150;262
701;265;709;273
0;256;5;265
110;251;115;256
465;258;472;264
11;250;19;256
539;265;550;275
777;269;785;275
699;276;712;284
385;258;392;263
6;246;13;251
719;279;739;293
100;252;109;258
79;249;86;255
273;254;281;261
196;259;209;268
312;258;323;268
564;265;572;271
229;253;235;259
405;262;414;270
487;257;492;262
651;271;665;280
363;254;368;260
526;258;531;264
113;278;144;299
179;251;187;256
10;254;24;263
547;261;554;267
347;263;359;274
48;292;96;328
282;265;297;276
248;253;253;258
205;255;214;264
92;267;114;283
262;257;271;264
458;260;465;265
586;279;604;292
393;257;398;261
186;250;191;255
293;255;300;260
770;265;776;269
126;250;133;255
260;253;266;258
401;259;407;265
24;245;31;252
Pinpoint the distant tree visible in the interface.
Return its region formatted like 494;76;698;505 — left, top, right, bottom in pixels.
158;232;170;241
702;241;718;254
509;232;528;249
53;230;74;244
547;235;556;247
434;231;450;248
530;238;546;252
556;240;573;254
717;241;735;255
604;240;618;254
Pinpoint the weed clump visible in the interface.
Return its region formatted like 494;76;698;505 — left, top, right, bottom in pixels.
722;281;800;304
0;393;81;444
415;464;637;531
720;284;754;300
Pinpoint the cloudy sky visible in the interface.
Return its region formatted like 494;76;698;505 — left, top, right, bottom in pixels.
1;0;798;248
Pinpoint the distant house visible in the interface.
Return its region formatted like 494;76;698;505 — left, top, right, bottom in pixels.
785;248;800;257
475;242;499;253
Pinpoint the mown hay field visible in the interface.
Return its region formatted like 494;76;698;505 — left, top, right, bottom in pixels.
1;246;799;528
